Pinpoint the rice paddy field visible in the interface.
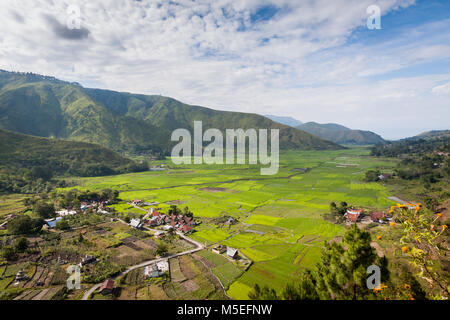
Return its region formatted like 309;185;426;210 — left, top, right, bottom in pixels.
60;147;399;299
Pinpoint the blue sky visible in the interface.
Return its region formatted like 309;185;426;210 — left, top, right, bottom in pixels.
0;0;449;139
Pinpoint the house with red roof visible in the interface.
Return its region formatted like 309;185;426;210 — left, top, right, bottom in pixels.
370;211;387;223
344;209;363;222
99;279;115;295
179;225;193;234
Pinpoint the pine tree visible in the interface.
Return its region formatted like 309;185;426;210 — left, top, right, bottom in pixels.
282;270;319;300
315;224;388;300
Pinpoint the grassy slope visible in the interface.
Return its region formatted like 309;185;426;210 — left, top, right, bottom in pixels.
0;128;134;174
84;87;342;151
0;72;170;154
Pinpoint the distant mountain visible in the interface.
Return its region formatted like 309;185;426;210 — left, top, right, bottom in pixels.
0;128;140;177
414;130;450;140
264;115;303;127
296;122;386;145
0;70;343;153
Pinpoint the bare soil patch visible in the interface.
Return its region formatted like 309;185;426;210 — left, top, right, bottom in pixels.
179;256;196;279
149;285;170;300
199;187;238;193
183;279;200;292
165;200;186;205
370;241;385;257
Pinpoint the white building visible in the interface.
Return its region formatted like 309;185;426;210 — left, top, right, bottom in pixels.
56;210;77;216
130;218;142;229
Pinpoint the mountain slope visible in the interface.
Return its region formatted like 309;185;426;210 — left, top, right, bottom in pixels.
264;115;303;127
0;128;139;176
0;71;171;154
296;122;385;145
83;87;341;150
0;70;343;153
414;130;450;140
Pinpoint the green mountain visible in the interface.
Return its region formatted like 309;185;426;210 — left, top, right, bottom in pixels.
0;128;140;177
296;122;385;145
414;130;450;140
0;70;342;153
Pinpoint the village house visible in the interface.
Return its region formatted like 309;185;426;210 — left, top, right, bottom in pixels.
212;245;226;254
378;173;391;180
224;217;235;225
370;211;387;223
344;209;363;223
15;269;27;282
144;260;169;279
179;225;193;234
99;279;115;295
130;218;143;229
79;254;97;267
45;217;62;228
132;199;143;206
227;247;239;259
156;260;169;273
56;209;77;217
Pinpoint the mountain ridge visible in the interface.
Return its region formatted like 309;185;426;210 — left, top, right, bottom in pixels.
296;121;386;145
0;70;343;153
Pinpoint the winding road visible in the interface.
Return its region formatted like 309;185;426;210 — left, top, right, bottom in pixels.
81;223;204;300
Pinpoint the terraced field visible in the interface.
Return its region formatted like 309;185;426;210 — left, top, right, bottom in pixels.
115;254;230;300
60;147;398;299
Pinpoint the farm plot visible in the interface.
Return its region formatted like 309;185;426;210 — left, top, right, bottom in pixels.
57;148;399;300
195;250;244;289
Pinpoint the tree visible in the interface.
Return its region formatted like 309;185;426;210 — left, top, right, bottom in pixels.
281;270;319;300
364;170;381;182
14;237;29;253
33;202;56;219
7;215;44;235
1;246;15;260
56;219;70;231
155;243;168;257
183;206;193;218
248;284;278;300
168;205;181;215
329;202;339;215
314;224;389;300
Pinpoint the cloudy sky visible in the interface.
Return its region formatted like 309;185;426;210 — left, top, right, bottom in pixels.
1;0;449;139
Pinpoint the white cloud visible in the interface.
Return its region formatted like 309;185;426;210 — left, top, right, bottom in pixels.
0;0;448;139
432;82;450;95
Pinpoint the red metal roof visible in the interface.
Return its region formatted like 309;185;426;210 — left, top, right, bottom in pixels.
370;211;386;220
345;212;361;222
99;279;115;292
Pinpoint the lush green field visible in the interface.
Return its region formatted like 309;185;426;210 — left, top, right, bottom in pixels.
59;147;398;299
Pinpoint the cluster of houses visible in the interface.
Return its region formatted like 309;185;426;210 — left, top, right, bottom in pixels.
343;208;393;224
43;200;113;229
131;208;195;235
79;200;111;215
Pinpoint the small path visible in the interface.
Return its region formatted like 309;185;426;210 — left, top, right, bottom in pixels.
81;228;204;300
387;196;416;205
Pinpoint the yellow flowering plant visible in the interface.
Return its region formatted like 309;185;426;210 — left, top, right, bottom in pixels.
391;204;449;298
